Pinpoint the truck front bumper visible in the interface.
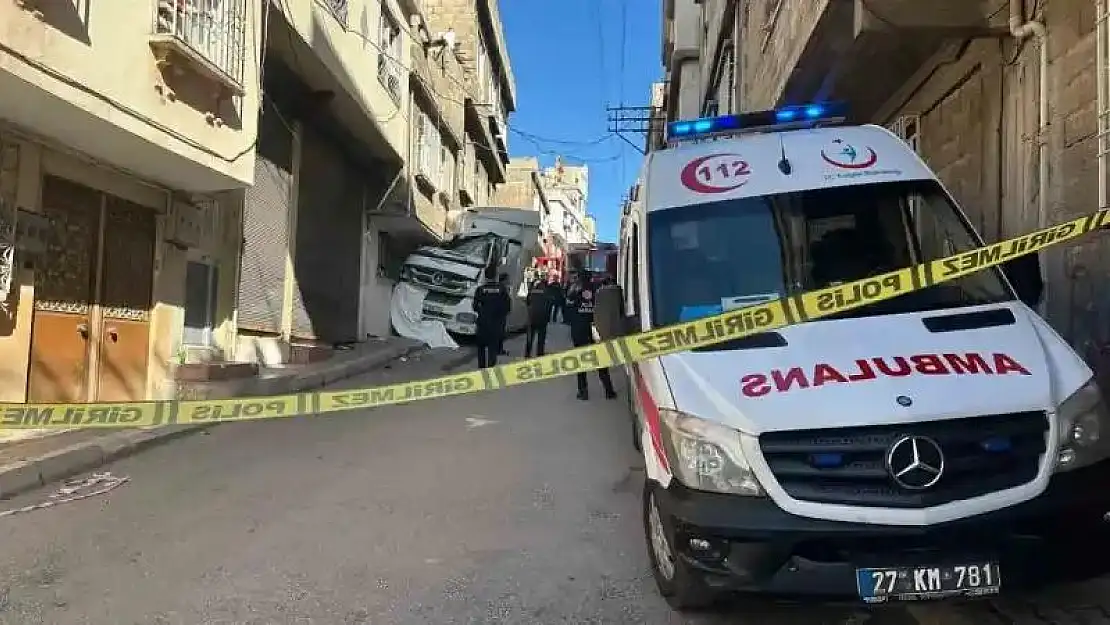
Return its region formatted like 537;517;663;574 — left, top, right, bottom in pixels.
654;460;1110;601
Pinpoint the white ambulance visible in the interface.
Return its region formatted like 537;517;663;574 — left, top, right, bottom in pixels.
594;103;1110;612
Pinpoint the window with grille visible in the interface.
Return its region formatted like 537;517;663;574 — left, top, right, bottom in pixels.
377;7;403;104
416;111;444;189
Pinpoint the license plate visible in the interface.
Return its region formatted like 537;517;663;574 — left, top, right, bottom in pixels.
856;562;1001;603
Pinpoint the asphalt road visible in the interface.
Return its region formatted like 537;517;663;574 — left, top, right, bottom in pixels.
0;327;1107;624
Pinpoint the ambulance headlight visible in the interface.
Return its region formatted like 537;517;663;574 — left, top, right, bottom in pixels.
658;409;764;496
1054;378;1110;472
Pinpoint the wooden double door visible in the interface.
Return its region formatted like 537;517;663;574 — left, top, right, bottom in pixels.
27;175;157;403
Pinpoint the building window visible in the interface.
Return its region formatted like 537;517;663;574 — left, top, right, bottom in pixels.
415;110;443;189
183;261;219;346
377;7;403;104
477;34;490;103
439;144;456;196
719;46;735;114
153;0;249;90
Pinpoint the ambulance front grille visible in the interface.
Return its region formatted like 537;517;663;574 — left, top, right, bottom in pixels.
757;412;1048;508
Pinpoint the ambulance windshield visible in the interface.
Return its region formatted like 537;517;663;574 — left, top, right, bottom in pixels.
647;180;1013;327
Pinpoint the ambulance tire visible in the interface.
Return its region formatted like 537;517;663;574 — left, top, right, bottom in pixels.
643;481;717;612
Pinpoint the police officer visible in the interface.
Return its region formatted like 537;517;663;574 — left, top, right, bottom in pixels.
524;278;550;357
497;272;511;356
472;265;510;369
545;278;563;323
566;269;617;401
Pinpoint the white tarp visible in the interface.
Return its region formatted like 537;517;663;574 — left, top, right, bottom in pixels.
389;282;458;350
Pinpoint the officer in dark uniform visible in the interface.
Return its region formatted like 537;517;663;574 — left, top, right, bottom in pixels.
524;278;551;357
497;273;511;356
545;279;563;323
566;270;617;401
472;265;510;369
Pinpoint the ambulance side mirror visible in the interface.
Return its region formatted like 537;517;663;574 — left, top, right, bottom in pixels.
594;284;626;340
1001;253;1044;309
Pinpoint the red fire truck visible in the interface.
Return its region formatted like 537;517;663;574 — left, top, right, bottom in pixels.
567;242;619;284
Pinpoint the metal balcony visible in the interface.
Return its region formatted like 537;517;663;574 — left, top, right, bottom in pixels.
317;0;348;25
151;0;247;96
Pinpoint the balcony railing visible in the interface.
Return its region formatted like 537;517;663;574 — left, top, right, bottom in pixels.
377;56;403;105
152;0;247;94
318;0;348;25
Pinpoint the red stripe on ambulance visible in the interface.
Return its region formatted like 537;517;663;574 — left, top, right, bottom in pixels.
634;368;670;472
740;352;1031;398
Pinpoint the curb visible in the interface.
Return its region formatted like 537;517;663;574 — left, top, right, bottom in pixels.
0;343;426;500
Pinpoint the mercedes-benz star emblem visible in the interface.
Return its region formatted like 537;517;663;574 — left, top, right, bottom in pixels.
430;272;444;286
885;435;945;490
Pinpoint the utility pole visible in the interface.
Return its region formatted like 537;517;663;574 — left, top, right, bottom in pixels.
606;105;665;155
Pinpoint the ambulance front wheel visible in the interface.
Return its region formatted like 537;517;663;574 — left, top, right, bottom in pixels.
643;481;717;612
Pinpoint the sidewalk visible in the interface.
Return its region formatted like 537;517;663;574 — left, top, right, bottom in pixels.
0;336;428;499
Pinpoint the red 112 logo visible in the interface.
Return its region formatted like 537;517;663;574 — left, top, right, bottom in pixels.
680;154;751;193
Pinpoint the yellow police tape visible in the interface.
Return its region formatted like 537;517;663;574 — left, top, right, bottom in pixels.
2;209;1107;430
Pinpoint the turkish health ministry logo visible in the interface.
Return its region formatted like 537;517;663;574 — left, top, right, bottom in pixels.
821;139;878;169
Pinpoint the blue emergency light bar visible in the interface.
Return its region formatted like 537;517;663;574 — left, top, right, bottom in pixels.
667;102;849;142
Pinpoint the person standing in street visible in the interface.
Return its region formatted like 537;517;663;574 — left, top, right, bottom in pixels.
545;278;563;324
497;273;511;356
524;278;550;358
472;265;510;369
566;269;617;401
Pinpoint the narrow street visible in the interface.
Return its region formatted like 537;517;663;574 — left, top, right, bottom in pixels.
0;327;1103;624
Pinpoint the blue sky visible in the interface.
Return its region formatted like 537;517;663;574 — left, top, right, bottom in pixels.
500;0;663;242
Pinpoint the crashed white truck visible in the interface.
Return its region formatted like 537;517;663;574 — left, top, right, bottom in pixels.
391;207;542;340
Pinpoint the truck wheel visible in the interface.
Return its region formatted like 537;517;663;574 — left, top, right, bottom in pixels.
643;481;716;612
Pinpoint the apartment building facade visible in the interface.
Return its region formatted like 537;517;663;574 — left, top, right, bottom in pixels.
236;0;516;365
235;0;430;363
540;158;591;246
491;156;561;264
0;0;264;402
0;0;520;405
668;0;1110;369
422;0;515;229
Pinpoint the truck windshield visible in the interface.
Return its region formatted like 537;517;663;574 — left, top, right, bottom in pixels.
646;180;1013;328
444;234;496;261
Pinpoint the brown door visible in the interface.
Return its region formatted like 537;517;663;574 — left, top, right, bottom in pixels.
95;196;156;402
27;176;100;403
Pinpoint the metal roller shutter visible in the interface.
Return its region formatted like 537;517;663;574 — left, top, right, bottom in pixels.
292;129;362;343
237;104;292;334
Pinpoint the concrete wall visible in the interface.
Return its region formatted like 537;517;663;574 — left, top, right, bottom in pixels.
738;0;830;110
737;0;1110;358
0;132;243;401
0;0;264;192
277;0;411;161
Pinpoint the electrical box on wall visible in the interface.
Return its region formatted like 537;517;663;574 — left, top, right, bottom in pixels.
166;198;203;249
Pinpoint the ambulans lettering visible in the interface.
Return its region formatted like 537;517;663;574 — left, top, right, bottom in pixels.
513;349;602;381
188;399;291;421
811;274;903;314
634;305;777;357
1;405;148;427
329;376;476;407
740;352;1032;397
